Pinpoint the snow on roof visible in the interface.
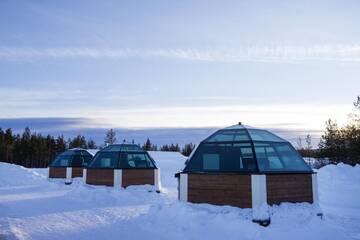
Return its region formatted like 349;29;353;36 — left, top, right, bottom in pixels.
68;148;98;156
86;149;99;156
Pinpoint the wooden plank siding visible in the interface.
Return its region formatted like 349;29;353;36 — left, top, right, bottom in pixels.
86;169;114;186
71;167;83;178
266;174;313;205
122;169;154;188
188;174;252;208
49;167;66;178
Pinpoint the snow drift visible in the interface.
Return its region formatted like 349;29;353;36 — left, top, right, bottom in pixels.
0;153;359;240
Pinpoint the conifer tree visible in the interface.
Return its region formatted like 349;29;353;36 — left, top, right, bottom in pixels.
143;138;152;151
182;143;196;156
319;96;360;165
87;139;97;149
69;135;87;149
104;129;117;145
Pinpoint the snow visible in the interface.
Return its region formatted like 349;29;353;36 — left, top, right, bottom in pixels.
0;164;47;187
0;154;359;240
68;148;98;156
85;149;99;156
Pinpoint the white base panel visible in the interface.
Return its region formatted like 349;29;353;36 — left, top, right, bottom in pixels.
65;167;72;184
312;173;319;203
154;169;162;192
114;169;123;188
83;169;87;184
251;174;270;221
179;173;188;202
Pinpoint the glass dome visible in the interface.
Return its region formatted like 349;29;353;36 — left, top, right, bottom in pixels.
50;149;94;167
183;124;312;173
88;144;157;169
102;144;143;152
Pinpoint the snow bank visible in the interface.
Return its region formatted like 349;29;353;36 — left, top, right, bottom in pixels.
318;163;360;209
316;163;360;239
317;163;360;184
0;158;359;240
0;163;47;187
148;151;186;188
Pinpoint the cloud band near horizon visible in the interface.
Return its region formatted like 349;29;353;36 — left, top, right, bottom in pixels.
1;45;360;63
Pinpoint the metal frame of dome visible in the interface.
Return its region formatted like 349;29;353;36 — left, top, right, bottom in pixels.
48;148;97;184
85;144;161;192
175;123;321;226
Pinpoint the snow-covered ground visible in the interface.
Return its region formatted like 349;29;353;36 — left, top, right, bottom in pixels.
0;152;359;240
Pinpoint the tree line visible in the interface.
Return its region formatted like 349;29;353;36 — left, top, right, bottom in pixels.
0;127;98;168
0;127;196;168
317;97;360;165
296;96;360;166
1;96;359;168
141;138;195;156
318;96;360;165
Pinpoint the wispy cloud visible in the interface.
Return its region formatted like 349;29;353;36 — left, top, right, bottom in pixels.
0;117;325;146
1;45;360;62
1;101;352;131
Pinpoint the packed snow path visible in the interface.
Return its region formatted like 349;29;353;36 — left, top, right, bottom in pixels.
0;152;359;240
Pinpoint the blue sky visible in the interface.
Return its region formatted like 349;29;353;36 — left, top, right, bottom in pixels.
0;0;360;143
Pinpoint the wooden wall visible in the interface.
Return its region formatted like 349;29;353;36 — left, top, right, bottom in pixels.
187;174;252;208
49;167;66;178
86;169;114;186
266;174;313;205
122;169;154;188
72;167;83;178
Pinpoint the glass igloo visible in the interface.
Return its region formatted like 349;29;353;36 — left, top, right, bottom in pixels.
48;148;97;182
88;144;156;169
85;144;161;191
176;123;318;225
183;123;311;173
50;149;95;168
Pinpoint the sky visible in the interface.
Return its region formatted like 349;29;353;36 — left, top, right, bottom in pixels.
0;0;360;145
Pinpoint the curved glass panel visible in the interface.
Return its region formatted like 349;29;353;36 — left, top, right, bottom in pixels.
51;150;94;167
224;124;245;130
121;145;142;152
71;152;84;167
50;150;73;167
184;125;311;173
88;152;119;168
247;129;286;142
184;142;257;172
102;144;142;152
206;130;250;142
254;142;311;172
81;150;94;167
118;153;155;168
102;145;122;152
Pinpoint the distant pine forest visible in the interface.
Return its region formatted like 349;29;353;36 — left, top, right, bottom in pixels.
0;127;196;168
1;116;360;168
1;97;360;169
